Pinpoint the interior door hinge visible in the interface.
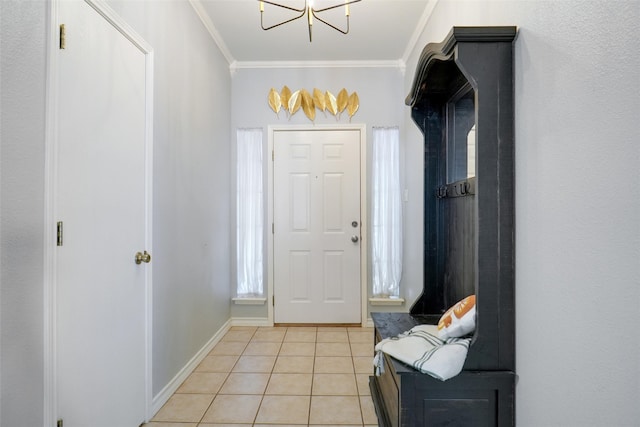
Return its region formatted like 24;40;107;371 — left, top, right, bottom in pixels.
56;221;63;246
57;419;63;427
59;24;66;49
272;150;274;161
272;295;275;306
272;223;274;234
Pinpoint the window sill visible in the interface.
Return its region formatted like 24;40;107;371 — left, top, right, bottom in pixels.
369;297;405;306
232;297;267;305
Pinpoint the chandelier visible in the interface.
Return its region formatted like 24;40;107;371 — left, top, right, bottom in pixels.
259;0;362;42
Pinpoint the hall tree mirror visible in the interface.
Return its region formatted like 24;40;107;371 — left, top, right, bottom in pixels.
447;84;476;183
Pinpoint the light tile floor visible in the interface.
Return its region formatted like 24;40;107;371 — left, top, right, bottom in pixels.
145;326;379;427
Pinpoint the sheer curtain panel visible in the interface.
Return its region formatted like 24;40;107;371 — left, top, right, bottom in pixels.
236;128;264;297
371;126;403;298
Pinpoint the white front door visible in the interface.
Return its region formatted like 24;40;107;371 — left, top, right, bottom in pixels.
55;1;151;426
273;129;362;324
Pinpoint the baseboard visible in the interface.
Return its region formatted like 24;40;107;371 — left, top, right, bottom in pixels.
231;317;272;327
150;319;232;417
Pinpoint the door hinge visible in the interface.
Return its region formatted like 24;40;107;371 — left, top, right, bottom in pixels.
57;419;63;427
272;295;275;306
59;24;66;49
272;150;274;161
272;223;274;234
56;221;63;246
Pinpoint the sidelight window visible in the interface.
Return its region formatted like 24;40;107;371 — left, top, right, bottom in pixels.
236;128;264;297
371;126;403;298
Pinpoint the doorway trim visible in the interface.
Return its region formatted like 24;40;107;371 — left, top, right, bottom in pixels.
267;124;368;326
43;0;154;424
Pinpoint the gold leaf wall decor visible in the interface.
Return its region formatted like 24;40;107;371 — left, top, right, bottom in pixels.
313;88;326;114
288;90;302;117
300;89;316;122
267;87;359;122
268;88;281;117
326;91;338;116
347;92;359;121
281;85;292;114
336;88;349;116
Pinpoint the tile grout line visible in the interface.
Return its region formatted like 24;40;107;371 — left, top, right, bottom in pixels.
249;326;264;427
200;326;257;425
254;326;282;425
350;331;366;426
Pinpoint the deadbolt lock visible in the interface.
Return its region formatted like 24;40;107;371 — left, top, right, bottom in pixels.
135;250;151;265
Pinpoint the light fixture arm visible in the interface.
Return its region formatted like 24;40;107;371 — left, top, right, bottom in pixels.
312;0;361;14
258;0;361;42
311;10;349;35
260;0;307;31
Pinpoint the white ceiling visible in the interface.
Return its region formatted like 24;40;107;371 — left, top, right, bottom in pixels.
192;0;435;66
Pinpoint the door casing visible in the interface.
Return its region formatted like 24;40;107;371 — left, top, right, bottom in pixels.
267;124;367;326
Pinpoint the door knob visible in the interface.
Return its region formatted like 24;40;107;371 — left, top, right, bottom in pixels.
351;235;359;243
135;250;151;265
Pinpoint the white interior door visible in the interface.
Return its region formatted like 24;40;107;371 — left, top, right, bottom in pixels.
55;1;151;426
273;129;361;324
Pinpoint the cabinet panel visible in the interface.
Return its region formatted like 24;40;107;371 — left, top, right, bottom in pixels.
422;397;492;427
376;363;399;427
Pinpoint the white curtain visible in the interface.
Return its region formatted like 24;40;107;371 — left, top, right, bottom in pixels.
236;128;264;297
371;126;403;297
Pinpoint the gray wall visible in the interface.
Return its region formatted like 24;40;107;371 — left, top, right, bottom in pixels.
229;66;408;320
402;1;640;426
0;2;48;426
105;0;233;398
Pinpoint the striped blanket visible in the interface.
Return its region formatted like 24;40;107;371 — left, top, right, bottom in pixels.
373;324;471;381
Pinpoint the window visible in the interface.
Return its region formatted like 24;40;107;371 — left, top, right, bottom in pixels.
236;128;264;297
371;126;403;298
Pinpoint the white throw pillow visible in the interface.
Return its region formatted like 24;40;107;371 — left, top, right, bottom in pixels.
437;295;476;339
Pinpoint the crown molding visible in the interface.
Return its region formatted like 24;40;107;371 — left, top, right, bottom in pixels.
232;59;405;70
189;0;235;66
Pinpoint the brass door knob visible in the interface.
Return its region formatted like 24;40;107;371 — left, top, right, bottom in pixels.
135;250;151;265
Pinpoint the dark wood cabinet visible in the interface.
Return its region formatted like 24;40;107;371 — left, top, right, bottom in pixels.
369;27;517;427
